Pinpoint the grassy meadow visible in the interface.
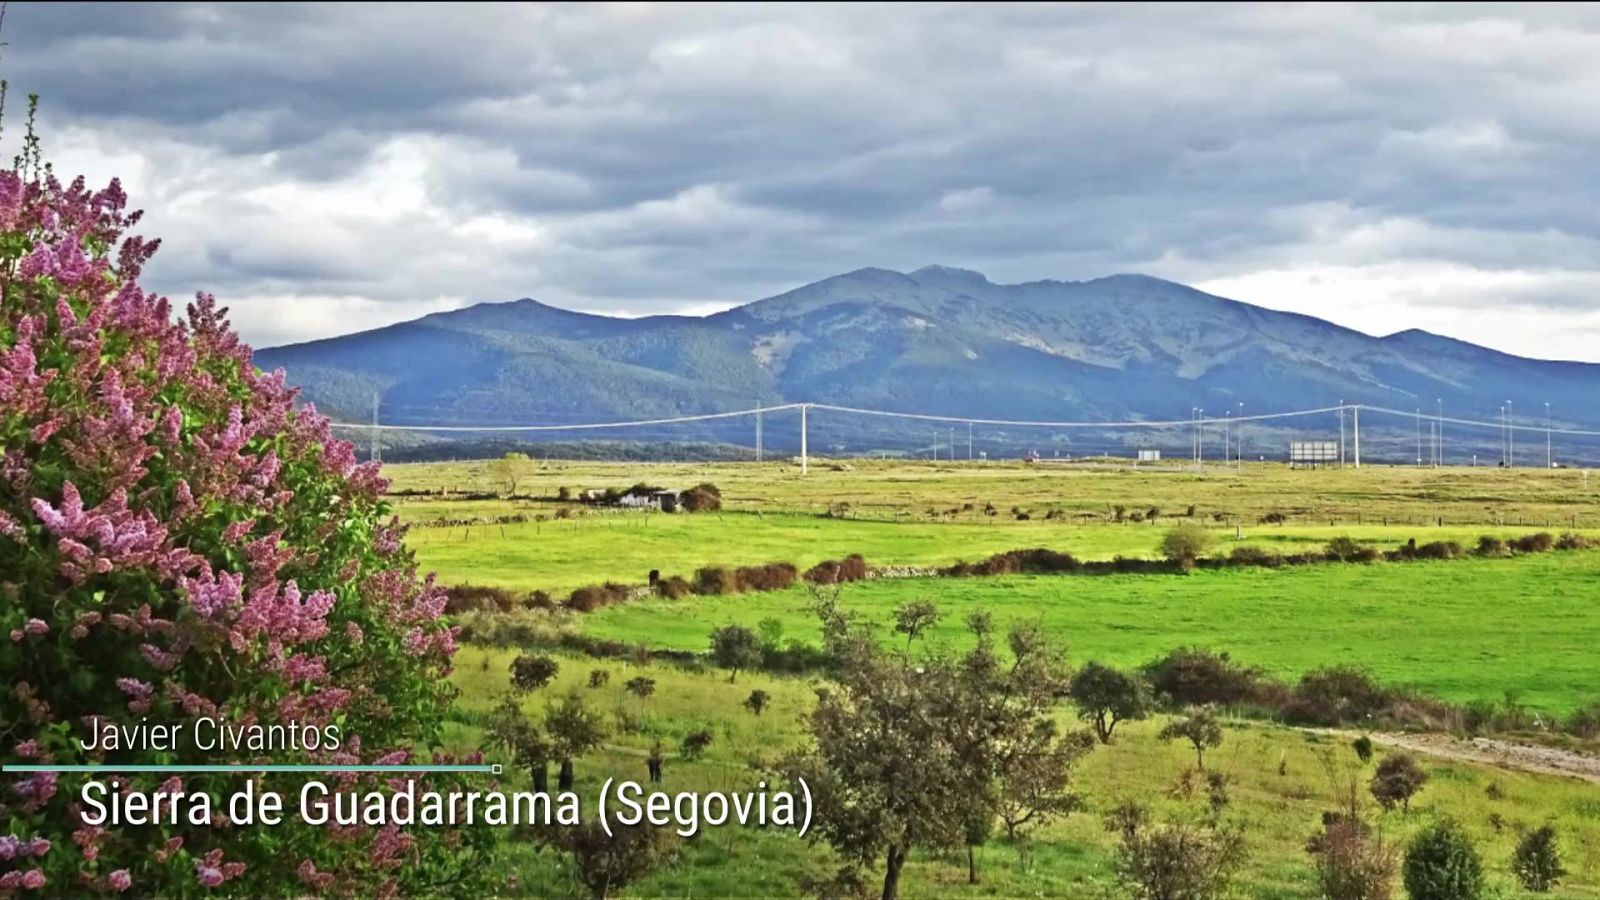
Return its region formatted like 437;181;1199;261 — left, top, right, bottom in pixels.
406;457;1600;896
445;647;1600;898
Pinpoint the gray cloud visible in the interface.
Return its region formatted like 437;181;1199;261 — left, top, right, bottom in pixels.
7;2;1600;357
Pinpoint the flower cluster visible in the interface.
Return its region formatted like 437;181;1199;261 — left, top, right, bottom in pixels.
0;165;490;896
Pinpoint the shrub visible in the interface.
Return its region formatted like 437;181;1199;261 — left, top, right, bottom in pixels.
0;167;485;894
1106;802;1247;900
1509;532;1555;554
1394;539;1463;561
1511;825;1566;893
655;575;693;599
511;654;561;692
624;677;657;699
681;729;714;760
744;689;771;716
735;561;798;592
1227;545;1282;568
542;820;679;900
1326;536;1379;563
1352;736;1375;764
1403;820;1484;900
1474;536;1507;557
680;482;722;513
1566;701;1600;739
804;554;869;585
588;669;611;688
1282;666;1394;726
1161;523;1214;570
567;582;633;612
1555;532;1595;550
1143;648;1263;708
693;566;741;595
445;583;519;613
1306;814;1399;900
946;547;1081;576
1370;753;1428;812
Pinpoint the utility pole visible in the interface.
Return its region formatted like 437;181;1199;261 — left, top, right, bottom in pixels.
755;408;763;462
1436;398;1443;466
1224;411;1231;469
800;403;808;475
370;392;381;463
1338;401;1345;468
1507;400;1514;467
1236;402;1244;470
1546;401;1552;469
1197;409;1204;467
968;421;973;461
1352;405;1361;468
1415;409;1422;465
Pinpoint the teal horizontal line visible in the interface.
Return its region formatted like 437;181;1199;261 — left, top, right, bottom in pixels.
1;764;495;773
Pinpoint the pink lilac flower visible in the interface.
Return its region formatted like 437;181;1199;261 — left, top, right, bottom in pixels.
108;870;132;892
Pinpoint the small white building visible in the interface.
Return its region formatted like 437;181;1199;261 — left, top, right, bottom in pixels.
1137;449;1161;462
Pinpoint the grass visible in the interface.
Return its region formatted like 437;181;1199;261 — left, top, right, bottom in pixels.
582;552;1600;713
446;648;1600;897
411;458;1600;895
387;456;1600;526
407;510;1600;595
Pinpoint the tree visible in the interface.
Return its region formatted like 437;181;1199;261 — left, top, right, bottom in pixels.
511;653;561;692
487;697;554;793
961;812;993;885
744;689;771;716
1160;708;1225;769
1369;754;1428;813
1161;523;1215;571
892;599;940;650
994;724;1094;840
1511;825;1565;893
625;676;657;699
710;624;763;682
0;153;488;892
778;595;1074;900
1402;820;1483;900
1070;661;1153;744
544;821;679;900
488;451;536;497
546;694;607;791
1105;802;1247;900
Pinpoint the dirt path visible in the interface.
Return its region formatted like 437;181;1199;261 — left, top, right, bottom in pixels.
1316;728;1600;785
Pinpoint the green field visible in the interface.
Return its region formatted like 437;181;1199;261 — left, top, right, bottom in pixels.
446;648;1600;898
414;458;1600;896
582;553;1600;713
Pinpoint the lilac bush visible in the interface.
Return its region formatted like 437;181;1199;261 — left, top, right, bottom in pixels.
0;169;492;894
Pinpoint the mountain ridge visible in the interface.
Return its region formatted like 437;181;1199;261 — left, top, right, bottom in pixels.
253;267;1600;445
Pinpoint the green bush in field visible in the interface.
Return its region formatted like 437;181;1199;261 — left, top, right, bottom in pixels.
1402;820;1483;900
1370;753;1428;813
1511;825;1566;893
1160;523;1214;570
1070;661;1152;744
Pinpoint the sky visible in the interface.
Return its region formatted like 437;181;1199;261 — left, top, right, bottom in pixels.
10;2;1600;360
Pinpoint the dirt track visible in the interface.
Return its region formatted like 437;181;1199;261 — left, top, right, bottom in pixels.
1341;730;1600;784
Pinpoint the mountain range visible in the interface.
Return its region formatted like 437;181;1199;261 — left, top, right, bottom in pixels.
254;266;1600;457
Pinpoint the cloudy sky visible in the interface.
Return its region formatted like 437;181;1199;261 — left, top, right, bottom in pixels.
11;3;1600;359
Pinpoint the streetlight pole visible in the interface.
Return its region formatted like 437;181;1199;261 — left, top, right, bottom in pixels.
1415;409;1422;466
